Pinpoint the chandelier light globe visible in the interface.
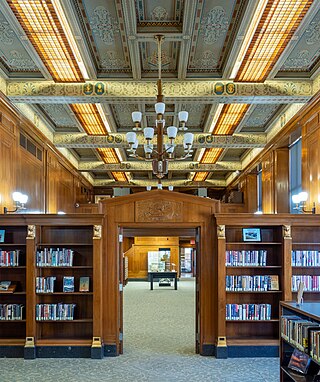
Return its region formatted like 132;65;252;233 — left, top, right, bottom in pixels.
144;127;154;140
126;131;137;145
178;111;189;123
183;132;194;146
132;111;142;123
167;126;178;140
155;102;165;115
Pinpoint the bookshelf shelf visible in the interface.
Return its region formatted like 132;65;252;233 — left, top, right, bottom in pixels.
0;319;26;322
226;291;282;294
36;266;93;269
226;319;279;323
226;266;282;269
36;319;93;323
37;243;93;247
36;292;93;295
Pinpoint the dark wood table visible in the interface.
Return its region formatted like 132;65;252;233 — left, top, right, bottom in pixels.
148;271;178;290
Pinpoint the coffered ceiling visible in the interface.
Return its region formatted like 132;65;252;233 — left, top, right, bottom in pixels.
0;0;319;189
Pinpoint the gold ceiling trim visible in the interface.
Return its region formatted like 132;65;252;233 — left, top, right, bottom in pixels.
7;0;84;82
78;161;242;172
6;80;313;101
53;132;266;149
235;0;313;82
93;179;227;188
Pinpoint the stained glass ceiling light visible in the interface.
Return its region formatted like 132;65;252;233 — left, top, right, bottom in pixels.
235;0;312;82
8;0;85;82
70;104;107;135
213;104;249;135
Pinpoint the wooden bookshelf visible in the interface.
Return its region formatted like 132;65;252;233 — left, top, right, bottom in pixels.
0;214;103;359
280;301;320;382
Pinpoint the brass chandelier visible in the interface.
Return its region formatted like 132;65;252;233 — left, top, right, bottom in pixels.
125;35;194;179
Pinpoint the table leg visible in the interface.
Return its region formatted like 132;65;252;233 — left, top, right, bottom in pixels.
150;275;153;290
175;276;177;290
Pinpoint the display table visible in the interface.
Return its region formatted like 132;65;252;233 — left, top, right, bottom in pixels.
148;271;178;290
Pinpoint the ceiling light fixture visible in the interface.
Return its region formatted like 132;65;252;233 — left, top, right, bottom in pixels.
125;35;194;179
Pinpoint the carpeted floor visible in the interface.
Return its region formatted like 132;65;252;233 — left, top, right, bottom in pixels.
1;279;279;381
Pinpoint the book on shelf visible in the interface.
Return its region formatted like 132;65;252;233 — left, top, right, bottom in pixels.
226;303;271;320
225;250;267;266
63;276;74;292
0;281;16;293
0;304;23;320
0;229;5;243
0;250;20;266
36;276;56;293
292;250;320;267
79;276;90;292
36;303;76;320
292;276;320;292
268;275;279;291
36;248;74;267
288;348;311;375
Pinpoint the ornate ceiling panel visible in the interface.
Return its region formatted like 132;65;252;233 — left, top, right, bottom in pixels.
73;0;131;75
1;0;319;188
0;9;40;75
279;8;320;74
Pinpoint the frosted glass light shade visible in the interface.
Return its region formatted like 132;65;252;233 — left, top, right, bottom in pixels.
165;143;175;153
144;127;154;140
157;183;163;190
167;126;177;139
299;191;308;202
20;194;28;204
168;185;174;191
292;194;300;204
155;102;165;114
183;132;194;145
144;144;153;154
126;131;137;144
12;192;22;202
146;186;152;191
132;139;139;149
132;111;142;123
178;111;188;122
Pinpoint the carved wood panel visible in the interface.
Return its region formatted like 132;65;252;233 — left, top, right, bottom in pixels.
135;199;183;222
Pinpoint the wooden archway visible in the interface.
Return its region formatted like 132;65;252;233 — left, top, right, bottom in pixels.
99;190;220;356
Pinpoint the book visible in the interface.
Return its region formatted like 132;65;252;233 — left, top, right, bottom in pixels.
0;281;11;291
268;275;279;291
288;348;311;374
79;277;90;292
0;230;5;243
63;276;74;293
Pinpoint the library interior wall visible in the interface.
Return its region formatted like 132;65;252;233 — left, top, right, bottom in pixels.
0;97;93;214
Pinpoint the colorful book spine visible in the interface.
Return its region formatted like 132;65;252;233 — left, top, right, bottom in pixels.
226;303;271;320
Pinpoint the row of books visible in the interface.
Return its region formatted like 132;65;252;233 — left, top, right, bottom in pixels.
0;250;20;267
226;275;279;291
281;315;320;362
36;276;90;293
0;304;23;320
226;303;272;321
292;250;320;267
225;250;267;266
36;303;76;320
36;248;74;267
292;275;320;292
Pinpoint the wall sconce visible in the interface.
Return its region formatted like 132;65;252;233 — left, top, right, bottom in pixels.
292;192;316;214
4;192;28;214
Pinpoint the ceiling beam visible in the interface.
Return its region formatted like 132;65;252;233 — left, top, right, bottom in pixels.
93;179;227;187
6;79;313;104
54;132;266;149
79;161;242;172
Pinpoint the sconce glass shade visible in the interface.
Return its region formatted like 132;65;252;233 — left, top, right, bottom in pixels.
146;186;152;191
167;126;178;139
155;102;165;115
183;132;194;145
126;131;137;144
12;192;22;202
20;194;28;204
292;194;300;204
168;185;174;191
132;111;142;123
144;127;154;140
157;183;163;190
178;111;189;122
299;192;308;202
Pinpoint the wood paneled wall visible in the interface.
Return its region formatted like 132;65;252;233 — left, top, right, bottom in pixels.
302;110;320;212
0;95;92;214
125;236;179;278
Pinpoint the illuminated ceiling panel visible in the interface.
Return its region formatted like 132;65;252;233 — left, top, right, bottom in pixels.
193;172;209;182
235;0;313;82
97;148;119;164
201;149;224;164
70;104;107;135
8;0;84;82
213;104;249;135
111;172;128;182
